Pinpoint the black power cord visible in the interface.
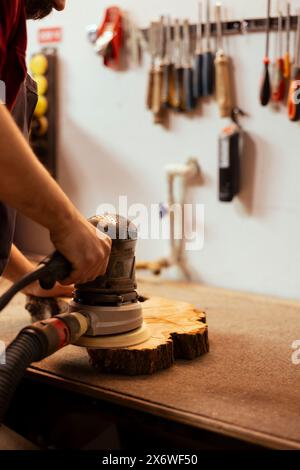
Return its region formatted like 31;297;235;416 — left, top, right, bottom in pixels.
0;251;72;312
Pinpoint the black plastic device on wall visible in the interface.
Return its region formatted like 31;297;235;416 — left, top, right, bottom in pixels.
29;48;58;179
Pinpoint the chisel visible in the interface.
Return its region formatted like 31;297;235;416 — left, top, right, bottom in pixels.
215;2;233;117
284;0;291;79
146;22;156;110
260;0;272;106
173;19;184;111
202;0;214;97
272;6;285;102
287;9;300;121
162;16;174;109
183;19;196;111
152;16;165;124
193;2;203;100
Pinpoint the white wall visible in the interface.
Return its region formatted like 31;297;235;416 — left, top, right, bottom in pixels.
23;0;300;299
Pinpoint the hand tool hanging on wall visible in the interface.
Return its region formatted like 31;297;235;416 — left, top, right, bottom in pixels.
95;7;123;69
183;19;196;111
215;2;233;117
287;9;300;121
272;6;285;102
162;16;174;109
193;2;204;100
284;0;291;79
260;0;272;106
146;22;157;110
173;19;185;111
218;108;244;203
202;0;215;97
152;16;165;124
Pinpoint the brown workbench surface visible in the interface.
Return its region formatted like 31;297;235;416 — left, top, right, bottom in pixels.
1;277;300;450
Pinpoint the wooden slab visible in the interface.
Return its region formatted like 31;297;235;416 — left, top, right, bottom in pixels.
26;295;209;375
87;297;209;375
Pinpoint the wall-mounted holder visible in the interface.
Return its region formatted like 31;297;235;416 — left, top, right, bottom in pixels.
142;15;300;42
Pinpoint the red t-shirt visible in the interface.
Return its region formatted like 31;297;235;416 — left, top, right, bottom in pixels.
0;0;27;110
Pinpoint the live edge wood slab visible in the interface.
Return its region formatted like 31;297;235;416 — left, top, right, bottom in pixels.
25;296;209;375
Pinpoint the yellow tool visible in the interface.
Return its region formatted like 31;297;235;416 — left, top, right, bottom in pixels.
215;2;233;117
30;54;48;75
35;75;48;96
34;95;48;118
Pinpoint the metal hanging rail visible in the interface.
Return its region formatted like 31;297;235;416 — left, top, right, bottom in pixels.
142;15;299;39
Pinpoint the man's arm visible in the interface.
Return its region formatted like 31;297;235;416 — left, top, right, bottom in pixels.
0;105;111;285
3;245;73;297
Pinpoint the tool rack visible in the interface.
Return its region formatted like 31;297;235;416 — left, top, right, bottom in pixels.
142;15;300;40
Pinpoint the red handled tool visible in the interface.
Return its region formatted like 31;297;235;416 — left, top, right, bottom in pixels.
287;9;300;121
96;7;123;69
272;6;285;102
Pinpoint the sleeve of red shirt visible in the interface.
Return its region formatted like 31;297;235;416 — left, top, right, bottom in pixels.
0;0;27;109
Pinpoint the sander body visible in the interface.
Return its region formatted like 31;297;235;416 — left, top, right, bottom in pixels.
69;214;150;348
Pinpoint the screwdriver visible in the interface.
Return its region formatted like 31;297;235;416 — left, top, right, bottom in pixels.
173;19;184;111
183;19;196;112
260;0;272;106
287;9;300;121
162;16;174;109
193;1;203;100
215;2;233;117
146;22;156;110
284;0;291;79
202;0;214;97
272;6;285;102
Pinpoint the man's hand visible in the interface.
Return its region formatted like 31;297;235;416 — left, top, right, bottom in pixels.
50;214;112;285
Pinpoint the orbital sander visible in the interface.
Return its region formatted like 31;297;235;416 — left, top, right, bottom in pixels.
69;214;150;349
0;214;150;422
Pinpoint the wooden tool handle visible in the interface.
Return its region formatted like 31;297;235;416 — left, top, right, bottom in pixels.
173;67;184;112
152;66;164;124
146;68;155;110
162;64;174;109
215;52;233;118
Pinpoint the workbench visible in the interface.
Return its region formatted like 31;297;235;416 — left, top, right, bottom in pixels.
1;277;300;450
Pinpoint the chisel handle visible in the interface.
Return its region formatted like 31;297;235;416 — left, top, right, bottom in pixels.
202;51;214;96
215;52;233;118
287;67;300;121
162;64;173;109
272;58;285;102
146;68;155;110
193;53;203;99
260;59;271;106
173;67;184;112
183;67;196;112
152;66;164;124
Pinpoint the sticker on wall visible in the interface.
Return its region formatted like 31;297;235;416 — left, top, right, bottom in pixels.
38;27;63;45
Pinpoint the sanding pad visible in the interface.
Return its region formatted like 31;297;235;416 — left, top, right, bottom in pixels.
75;322;151;349
69;300;151;348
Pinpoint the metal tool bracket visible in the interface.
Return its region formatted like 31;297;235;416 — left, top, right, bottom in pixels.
142;15;299;41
